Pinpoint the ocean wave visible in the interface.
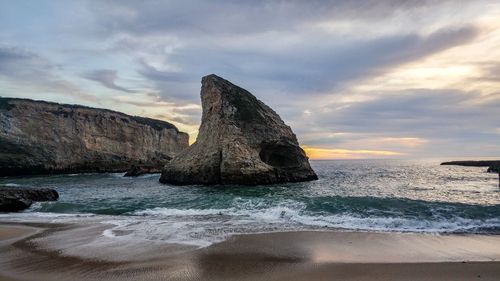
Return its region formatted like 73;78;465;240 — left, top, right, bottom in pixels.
1;183;21;187
2;160;500;248
107;205;500;247
2;204;500;249
129;197;500;236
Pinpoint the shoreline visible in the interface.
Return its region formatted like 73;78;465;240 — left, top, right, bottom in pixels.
1;222;500;280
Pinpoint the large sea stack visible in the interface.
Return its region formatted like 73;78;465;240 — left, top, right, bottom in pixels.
160;74;317;185
0;98;189;176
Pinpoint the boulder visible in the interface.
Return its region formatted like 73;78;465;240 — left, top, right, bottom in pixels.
124;164;162;177
487;164;500;173
0;197;32;212
0;187;59;212
124;156;172;177
160;74;317;185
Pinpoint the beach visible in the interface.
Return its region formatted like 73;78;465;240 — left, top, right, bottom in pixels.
1;162;499;280
1;222;500;281
2;0;500;279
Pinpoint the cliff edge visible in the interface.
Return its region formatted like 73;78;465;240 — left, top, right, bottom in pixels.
0;97;189;176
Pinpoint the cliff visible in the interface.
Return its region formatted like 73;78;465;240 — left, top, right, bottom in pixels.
0;97;189;176
160;74;317;185
440;160;500;167
441;160;500;173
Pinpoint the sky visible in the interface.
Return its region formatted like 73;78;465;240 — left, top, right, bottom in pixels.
0;0;499;160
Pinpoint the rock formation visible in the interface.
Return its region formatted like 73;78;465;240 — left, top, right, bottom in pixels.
124;164;162;177
441;160;500;173
440;160;500;168
160;74;317;185
0;187;59;212
487;164;500;173
0;98;189;176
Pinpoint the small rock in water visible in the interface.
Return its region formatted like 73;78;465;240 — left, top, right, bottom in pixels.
0;187;59;212
124;162;166;177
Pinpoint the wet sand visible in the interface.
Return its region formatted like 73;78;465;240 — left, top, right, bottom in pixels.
1;222;500;281
0;224;37;241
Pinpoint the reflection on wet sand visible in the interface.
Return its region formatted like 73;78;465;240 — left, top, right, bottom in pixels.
1;223;500;281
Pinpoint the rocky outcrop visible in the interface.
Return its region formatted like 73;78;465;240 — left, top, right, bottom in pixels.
124;164;163;177
488;164;500;173
0;97;189;176
441;160;500;173
160;74;317;185
440;160;500;167
0;187;59;212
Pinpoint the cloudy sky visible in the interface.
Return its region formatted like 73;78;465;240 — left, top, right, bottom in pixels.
1;0;499;159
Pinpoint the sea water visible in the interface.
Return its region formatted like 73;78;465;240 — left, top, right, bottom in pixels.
1;160;499;247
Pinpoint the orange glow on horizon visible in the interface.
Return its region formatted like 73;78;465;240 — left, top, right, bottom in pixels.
302;146;404;160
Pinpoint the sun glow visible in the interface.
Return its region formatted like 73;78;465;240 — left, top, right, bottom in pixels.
302;146;404;160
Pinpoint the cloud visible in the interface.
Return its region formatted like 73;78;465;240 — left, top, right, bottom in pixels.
0;45;97;102
85;0;480;103
84;69;136;93
478;63;500;82
88;0;475;36
1;1;499;158
122;24;478;113
299;88;500;157
319;89;485;135
0;45;53;78
379;137;428;148
154;114;199;126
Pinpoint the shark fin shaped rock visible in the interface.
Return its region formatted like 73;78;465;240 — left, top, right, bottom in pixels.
160;74;317;185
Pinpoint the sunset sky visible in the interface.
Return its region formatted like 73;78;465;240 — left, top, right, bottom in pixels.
1;1;499;159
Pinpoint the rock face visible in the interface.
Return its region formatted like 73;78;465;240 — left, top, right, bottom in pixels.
160;74;317;185
124;164;162;177
0;187;59;212
441;160;500;173
0;97;189;176
440;160;500;167
488;164;500;173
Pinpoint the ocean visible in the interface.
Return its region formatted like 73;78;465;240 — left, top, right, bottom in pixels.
1;160;499;247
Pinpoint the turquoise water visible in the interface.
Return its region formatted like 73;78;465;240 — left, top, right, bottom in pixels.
1;160;499;246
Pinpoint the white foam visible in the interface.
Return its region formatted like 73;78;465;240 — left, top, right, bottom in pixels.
2;200;500;250
2;183;20;187
133;207;229;217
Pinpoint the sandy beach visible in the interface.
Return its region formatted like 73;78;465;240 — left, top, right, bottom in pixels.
1;222;500;281
2;1;500;280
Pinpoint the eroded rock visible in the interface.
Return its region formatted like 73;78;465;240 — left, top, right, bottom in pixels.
488;164;500;173
160;74;317;185
124;164;163;177
0;187;59;212
0;98;189;176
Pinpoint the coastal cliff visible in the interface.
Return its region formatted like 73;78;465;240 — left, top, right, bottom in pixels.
160;74;317;185
0;97;189;176
441;160;500;173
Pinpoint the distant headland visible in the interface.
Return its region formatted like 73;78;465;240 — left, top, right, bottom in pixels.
440;160;500;173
